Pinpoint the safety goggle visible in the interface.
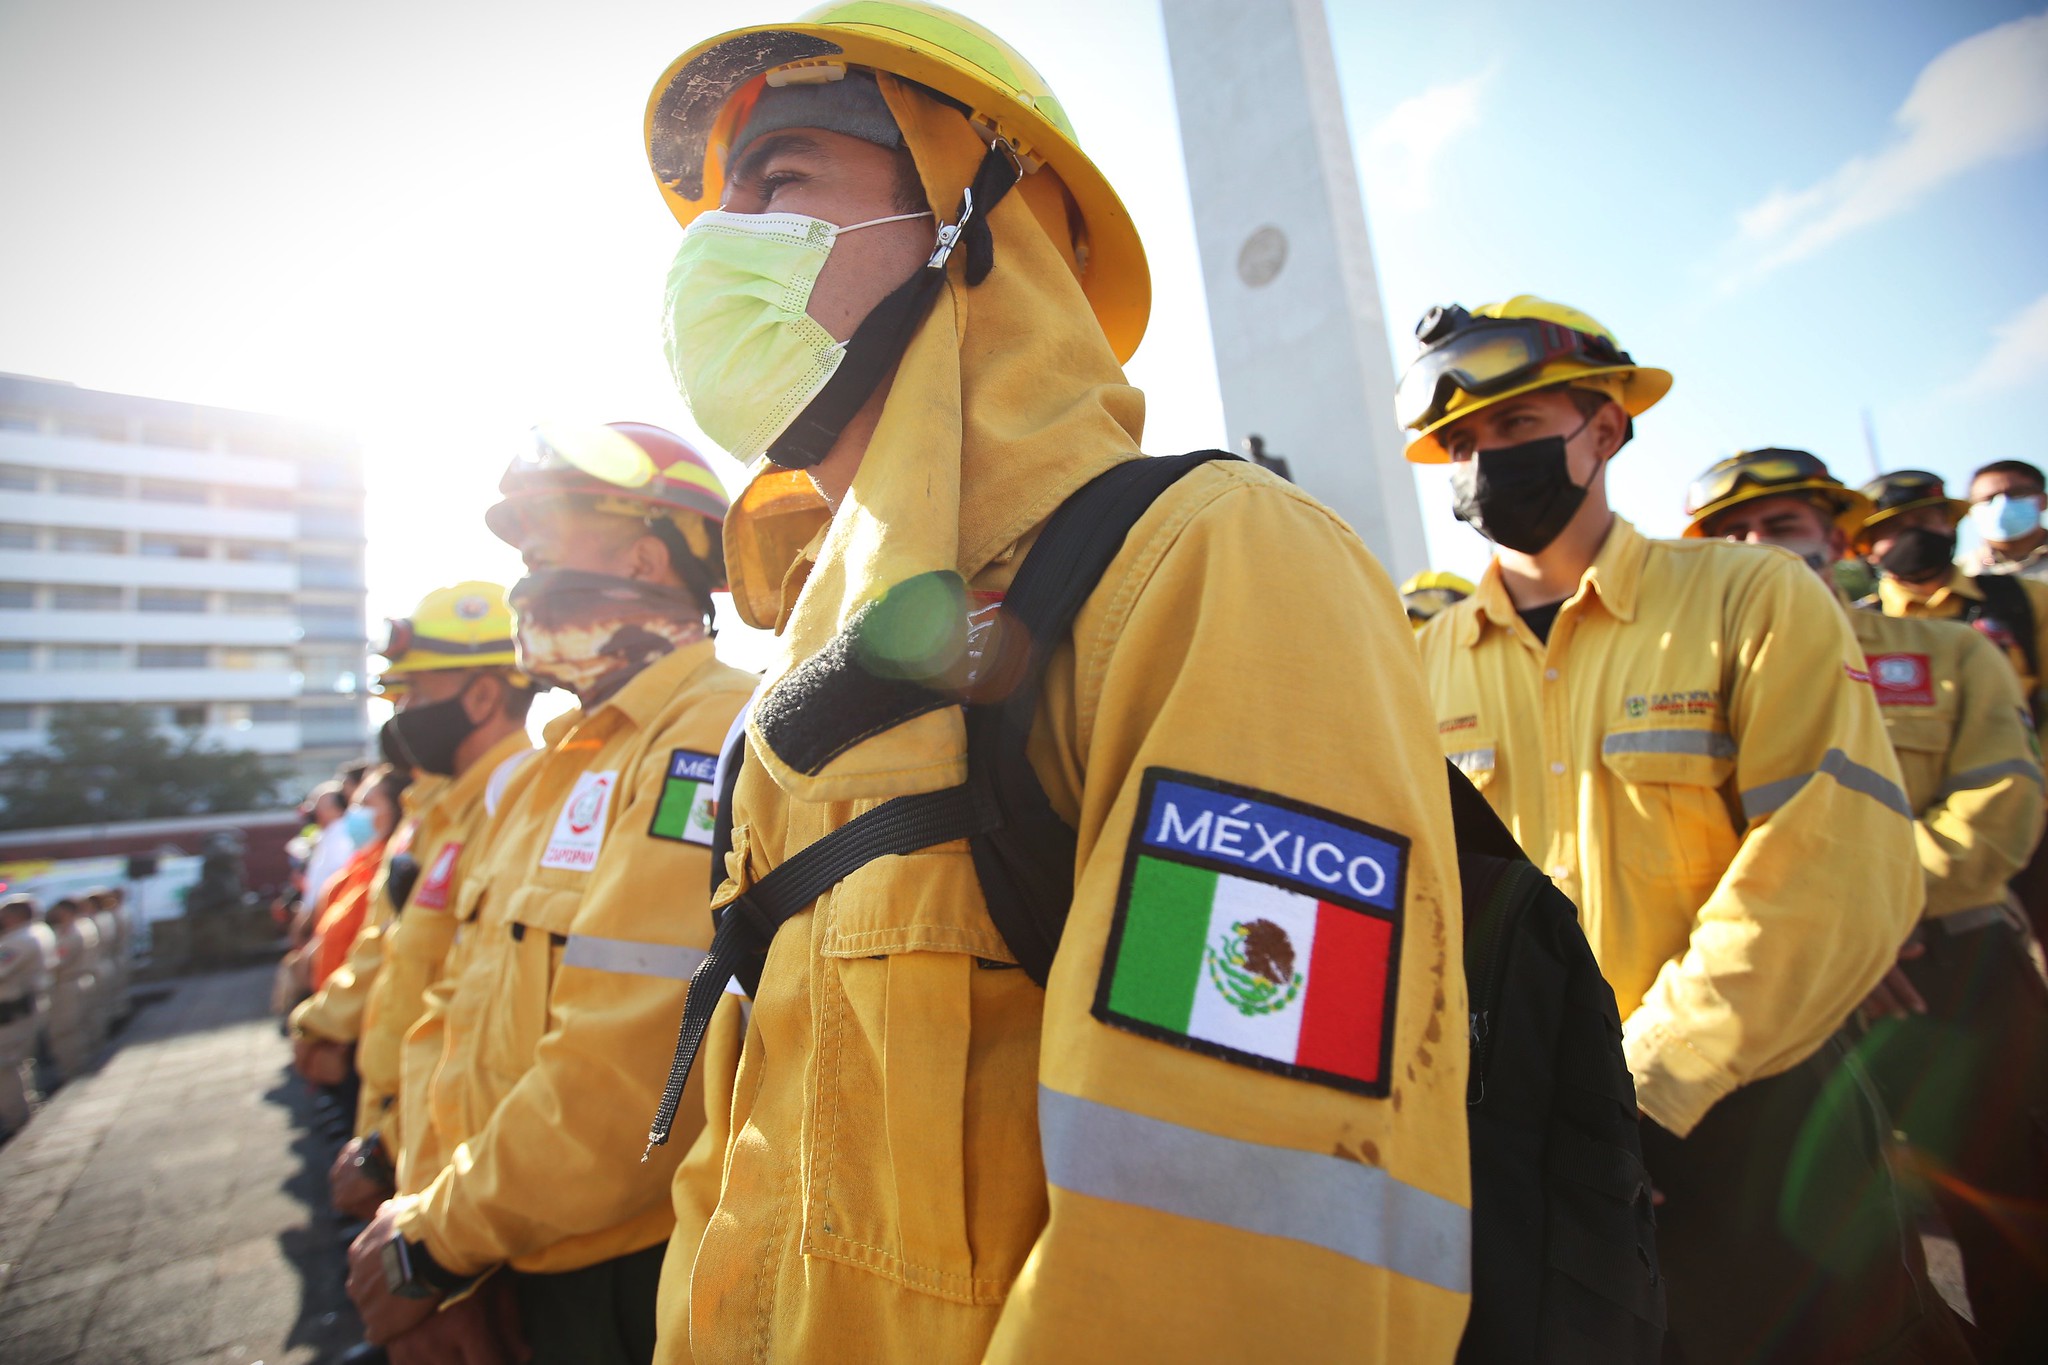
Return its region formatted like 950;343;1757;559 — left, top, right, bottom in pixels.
1684;450;1836;517
508;423;661;493
1396;317;1631;430
1867;471;1952;514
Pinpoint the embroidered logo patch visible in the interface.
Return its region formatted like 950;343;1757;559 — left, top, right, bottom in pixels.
1867;652;1934;707
649;749;719;847
540;770;617;871
1094;768;1407;1095
413;843;460;910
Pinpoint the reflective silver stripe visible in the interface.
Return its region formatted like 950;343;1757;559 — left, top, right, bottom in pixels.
1741;748;1913;821
1038;1086;1470;1293
560;936;707;981
1933;757;2045;803
1601;729;1736;759
1446;747;1494;775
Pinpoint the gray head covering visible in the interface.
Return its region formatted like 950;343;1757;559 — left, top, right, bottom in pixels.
730;69;903;163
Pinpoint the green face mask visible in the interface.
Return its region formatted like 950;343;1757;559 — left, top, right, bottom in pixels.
663;208;933;462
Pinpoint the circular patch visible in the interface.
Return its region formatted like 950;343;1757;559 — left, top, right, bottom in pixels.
455;595;489;620
1875;656;1921;688
1237;225;1289;288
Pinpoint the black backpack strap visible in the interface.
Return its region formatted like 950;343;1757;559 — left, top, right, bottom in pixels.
643;451;1236;1152
1967;571;2041;682
965;451;1237;983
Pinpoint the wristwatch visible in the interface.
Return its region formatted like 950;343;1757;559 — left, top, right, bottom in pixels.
379;1233;475;1300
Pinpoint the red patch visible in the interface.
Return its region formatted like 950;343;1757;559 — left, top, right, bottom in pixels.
1867;653;1935;707
412;842;461;910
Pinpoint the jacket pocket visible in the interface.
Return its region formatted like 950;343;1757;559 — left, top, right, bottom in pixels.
804;840;1044;1305
1601;732;1739;882
474;885;574;1084
1880;714;1947;812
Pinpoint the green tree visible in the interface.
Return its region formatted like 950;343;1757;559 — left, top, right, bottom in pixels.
0;703;290;831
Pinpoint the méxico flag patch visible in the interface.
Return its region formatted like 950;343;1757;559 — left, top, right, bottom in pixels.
1093;769;1407;1096
648;749;719;846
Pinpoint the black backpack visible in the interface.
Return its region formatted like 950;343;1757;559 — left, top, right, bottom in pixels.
650;452;1662;1362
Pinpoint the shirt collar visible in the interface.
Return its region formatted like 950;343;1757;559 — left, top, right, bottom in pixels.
1457;516;1646;646
443;728;534;811
1879;566;1978;612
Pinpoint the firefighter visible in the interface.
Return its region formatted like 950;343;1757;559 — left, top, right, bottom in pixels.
344;423;751;1365
316;583;538;1223
643;4;1471;1359
1401;570;1476;629
1690;447;2048;1361
1406;301;1964;1361
1964;459;2048;581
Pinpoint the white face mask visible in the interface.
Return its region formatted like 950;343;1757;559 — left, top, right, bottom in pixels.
662;208;933;462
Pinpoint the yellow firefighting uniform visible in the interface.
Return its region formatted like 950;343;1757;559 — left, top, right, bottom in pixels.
1879;566;2048;747
388;642;751;1277
1417;521;1918;1136
351;731;533;1142
289;781;440;1049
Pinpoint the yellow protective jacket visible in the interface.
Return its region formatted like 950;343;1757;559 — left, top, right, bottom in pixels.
667;462;1471;1362
1878;567;2048;745
353;730;535;1140
288;784;437;1046
390;642;751;1276
1417;522;1919;1137
1843;594;2045;918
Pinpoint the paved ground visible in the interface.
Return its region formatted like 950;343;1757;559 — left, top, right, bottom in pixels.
0;967;362;1365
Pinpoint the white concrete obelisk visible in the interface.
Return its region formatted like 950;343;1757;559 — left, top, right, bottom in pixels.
1160;0;1427;581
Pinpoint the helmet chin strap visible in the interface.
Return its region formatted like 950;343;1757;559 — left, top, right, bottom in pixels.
764;139;1024;470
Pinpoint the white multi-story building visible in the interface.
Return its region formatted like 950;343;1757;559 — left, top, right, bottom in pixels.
0;373;370;804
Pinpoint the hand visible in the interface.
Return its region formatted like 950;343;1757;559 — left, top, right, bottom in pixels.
346;1204;439;1344
294;1037;353;1086
386;1279;530;1365
1860;931;1929;1021
330;1137;395;1220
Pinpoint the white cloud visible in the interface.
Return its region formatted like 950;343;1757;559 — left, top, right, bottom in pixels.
1363;66;1495;214
1949;291;2048;398
1725;9;2048;284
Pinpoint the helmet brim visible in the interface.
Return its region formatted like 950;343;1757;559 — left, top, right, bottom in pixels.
1682;481;1874;539
1403;364;1672;465
644;21;1150;363
1850;496;1971;548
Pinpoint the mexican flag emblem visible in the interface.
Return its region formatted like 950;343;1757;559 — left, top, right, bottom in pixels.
1095;769;1407;1095
649;749;719;847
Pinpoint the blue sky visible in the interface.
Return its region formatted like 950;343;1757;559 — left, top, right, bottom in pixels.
0;0;2041;643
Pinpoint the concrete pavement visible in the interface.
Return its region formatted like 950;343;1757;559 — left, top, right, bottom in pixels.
0;966;362;1365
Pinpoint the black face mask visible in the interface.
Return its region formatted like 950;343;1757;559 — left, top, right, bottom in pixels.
1877;526;1957;582
380;683;478;777
1449;426;1592;555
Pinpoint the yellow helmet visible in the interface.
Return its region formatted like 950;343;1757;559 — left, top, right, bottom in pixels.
374;582;520;689
1681;448;1873;539
1399;570;1476;627
643;0;1150;363
1398;296;1672;464
1851;470;1971;549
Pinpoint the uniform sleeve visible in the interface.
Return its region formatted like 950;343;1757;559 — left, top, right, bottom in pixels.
984;474;1471;1362
394;967;459;1195
289;857;397;1043
1624;558;1920;1136
396;703;741;1275
1918;627;2045;918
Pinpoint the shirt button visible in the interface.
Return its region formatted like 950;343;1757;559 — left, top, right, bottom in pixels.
1545;668;1559;681
1550;761;1566;774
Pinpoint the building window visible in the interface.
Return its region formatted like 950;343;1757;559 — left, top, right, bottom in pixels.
0;644;30;670
226;540;291;563
299;603;364;640
50;584;120;611
299;704;366;746
57;415;124;442
300;459;364;492
139;534;211;559
298;507;365;540
0;412;39;433
138;477;208;505
218;647;292;671
224;592;291;615
169;704;207;728
53;526;124;554
137;644;209;668
49;644;125;670
222;486;292;512
297;553;362;589
219;700;295;728
0;523;35;549
298;651;361;692
137;587;208;613
0;704;33;732
0;464;39;491
140;422;207;450
0;582;34;609
53;469;124;498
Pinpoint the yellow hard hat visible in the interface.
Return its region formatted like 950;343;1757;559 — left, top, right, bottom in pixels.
1680;448;1873;539
1399;570;1475;626
643;0;1150;363
1850;470;1971;549
374;581;520;685
1399;569;1477;597
1399;296;1672;464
